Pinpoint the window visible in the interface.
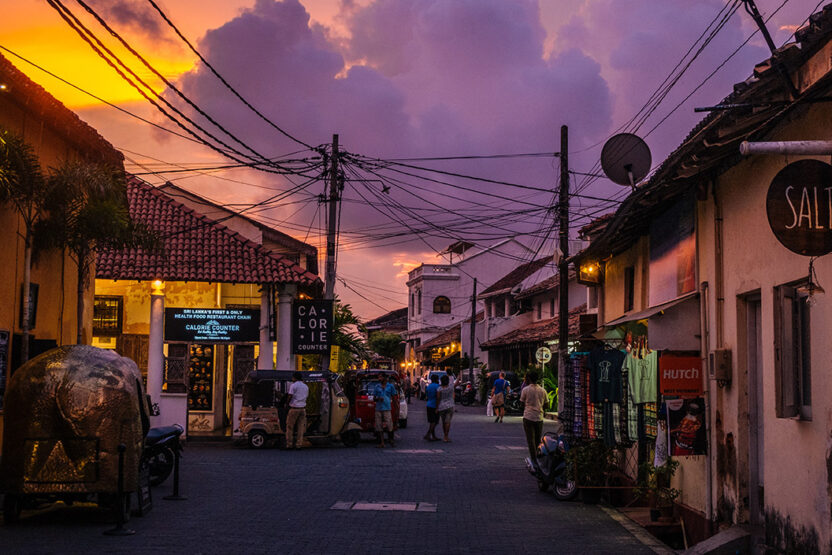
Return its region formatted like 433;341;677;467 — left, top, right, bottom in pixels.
550;297;556;317
774;284;812;420
433;296;451;314
536;302;542;319
93;296;123;336
624;266;635;312
417;289;422;314
494;297;505;318
163;343;188;394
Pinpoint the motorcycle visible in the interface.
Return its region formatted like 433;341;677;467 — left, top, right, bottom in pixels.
525;433;578;501
457;382;475;406
504;387;523;415
142;424;184;487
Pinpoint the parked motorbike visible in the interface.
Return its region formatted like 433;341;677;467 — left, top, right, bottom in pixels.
525;433;578;501
458;382;475;406
142;424;184;487
504;387;523;415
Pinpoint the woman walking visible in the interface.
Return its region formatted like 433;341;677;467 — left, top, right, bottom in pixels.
437;374;455;442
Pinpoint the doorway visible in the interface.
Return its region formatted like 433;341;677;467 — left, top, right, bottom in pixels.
744;295;764;527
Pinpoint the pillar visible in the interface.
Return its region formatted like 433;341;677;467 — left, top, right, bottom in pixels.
258;286;273;370
147;281;165;426
276;284;297;370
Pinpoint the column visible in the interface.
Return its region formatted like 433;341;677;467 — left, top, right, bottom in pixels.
276;284;297;370
258;286;273;370
147;281;165;426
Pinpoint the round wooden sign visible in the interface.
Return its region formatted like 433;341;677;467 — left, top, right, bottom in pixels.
766;159;832;256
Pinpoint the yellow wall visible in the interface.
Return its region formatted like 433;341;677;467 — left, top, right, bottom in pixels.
602;236;649;322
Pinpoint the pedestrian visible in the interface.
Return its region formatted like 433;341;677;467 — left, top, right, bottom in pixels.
437;374;455;442
491;371;508;423
286;371;309;449
520;370;547;459
405;376;412;404
373;373;398;448
423;373;440;441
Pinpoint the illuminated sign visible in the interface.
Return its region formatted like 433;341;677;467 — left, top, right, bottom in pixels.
164;308;260;343
292;299;333;354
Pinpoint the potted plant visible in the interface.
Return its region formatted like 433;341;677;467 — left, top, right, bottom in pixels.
636;458;681;521
566;440;617;503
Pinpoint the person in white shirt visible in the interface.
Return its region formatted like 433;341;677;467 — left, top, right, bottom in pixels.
286;372;309;449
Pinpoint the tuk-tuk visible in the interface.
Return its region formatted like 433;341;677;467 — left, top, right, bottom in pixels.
344;369;401;436
238;370;362;449
1;345;151;523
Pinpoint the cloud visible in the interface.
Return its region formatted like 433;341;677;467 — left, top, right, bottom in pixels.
87;0;169;40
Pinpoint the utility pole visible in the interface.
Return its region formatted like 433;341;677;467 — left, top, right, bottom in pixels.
322;134;339;372
469;278;477;384
557;125;569;415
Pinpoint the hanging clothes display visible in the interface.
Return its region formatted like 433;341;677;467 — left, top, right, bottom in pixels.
626;349;658;404
589;345;624;404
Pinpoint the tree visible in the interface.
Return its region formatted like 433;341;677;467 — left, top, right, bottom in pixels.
332;298;369;366
368;331;404;362
0;129;48;363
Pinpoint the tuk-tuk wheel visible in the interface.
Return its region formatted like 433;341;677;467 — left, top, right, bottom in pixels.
342;430;360;448
248;430;267;449
3;494;22;523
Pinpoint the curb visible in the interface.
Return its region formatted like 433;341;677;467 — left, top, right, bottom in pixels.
599;505;677;555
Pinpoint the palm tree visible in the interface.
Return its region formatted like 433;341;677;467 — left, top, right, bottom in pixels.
36;160;158;344
0;129;48;363
333;298;370;368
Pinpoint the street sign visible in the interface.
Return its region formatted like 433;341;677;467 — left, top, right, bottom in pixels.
292;299;333;354
766;159;832;256
164;308;259;342
535;346;552;364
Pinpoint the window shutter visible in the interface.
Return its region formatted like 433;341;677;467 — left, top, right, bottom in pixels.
775;286;798;418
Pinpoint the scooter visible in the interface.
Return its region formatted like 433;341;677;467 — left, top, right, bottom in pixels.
142;424;184;487
504;387;523;415
525;433;578;501
458;383;475;406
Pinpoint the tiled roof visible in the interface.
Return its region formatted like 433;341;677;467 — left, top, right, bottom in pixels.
480;304;586;349
96;177;322;286
415;324;461;353
364;307;408;329
0;52;122;167
515;268;577;300
480;256;554;296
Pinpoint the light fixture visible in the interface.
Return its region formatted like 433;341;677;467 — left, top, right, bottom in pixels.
151;279;165;293
798;257;825;306
577;260;602;285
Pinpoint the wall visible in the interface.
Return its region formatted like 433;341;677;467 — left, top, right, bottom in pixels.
699;101;832;552
602;236;649;322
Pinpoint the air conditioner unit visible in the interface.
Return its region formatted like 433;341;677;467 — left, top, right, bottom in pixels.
709;349;732;382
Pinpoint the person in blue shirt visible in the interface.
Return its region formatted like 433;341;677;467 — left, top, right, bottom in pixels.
491;372;508;423
373;373;398;448
423;374;441;441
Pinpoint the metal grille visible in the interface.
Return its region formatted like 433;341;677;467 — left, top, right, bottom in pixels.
233;345;255;394
165;344;188;393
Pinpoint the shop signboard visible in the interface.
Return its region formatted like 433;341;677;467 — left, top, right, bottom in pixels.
329;346;340;371
164;308;260;342
291;299;333;354
766;159;832;256
659;355;702;397
535;346;552;364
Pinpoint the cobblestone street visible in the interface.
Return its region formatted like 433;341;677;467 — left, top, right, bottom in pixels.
1;402;656;554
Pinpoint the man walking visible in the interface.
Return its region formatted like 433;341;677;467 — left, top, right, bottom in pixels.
373;373;398;448
423;374;440;441
491;371;508;423
286;372;309;450
520;370;547;459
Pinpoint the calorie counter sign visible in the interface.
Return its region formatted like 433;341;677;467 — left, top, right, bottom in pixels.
291;299;333;354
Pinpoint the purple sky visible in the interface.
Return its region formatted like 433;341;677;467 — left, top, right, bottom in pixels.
70;0;816;319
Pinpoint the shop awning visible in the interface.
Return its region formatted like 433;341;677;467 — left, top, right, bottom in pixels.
604;292;698;328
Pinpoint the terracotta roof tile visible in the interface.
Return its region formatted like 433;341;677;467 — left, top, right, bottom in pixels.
415;324;461;353
480;304;586;349
96;177;322;287
480;256;554;296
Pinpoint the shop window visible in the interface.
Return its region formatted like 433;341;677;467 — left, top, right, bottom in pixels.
233;345;256;394
774;284;812;420
164;343;188;394
433;296;451;314
624;266;635;312
93;296;123;336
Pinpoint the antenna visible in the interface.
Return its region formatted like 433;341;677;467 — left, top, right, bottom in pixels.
601;133;651;190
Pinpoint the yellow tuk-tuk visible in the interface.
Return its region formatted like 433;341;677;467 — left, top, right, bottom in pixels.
239;370;361;448
1;345;150;523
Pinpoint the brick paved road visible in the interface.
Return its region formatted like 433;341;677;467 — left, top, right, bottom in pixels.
1;402;654;554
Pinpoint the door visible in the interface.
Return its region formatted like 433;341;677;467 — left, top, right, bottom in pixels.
746;296;764;526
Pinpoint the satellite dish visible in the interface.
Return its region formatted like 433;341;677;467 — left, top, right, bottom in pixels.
601;133;651;187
